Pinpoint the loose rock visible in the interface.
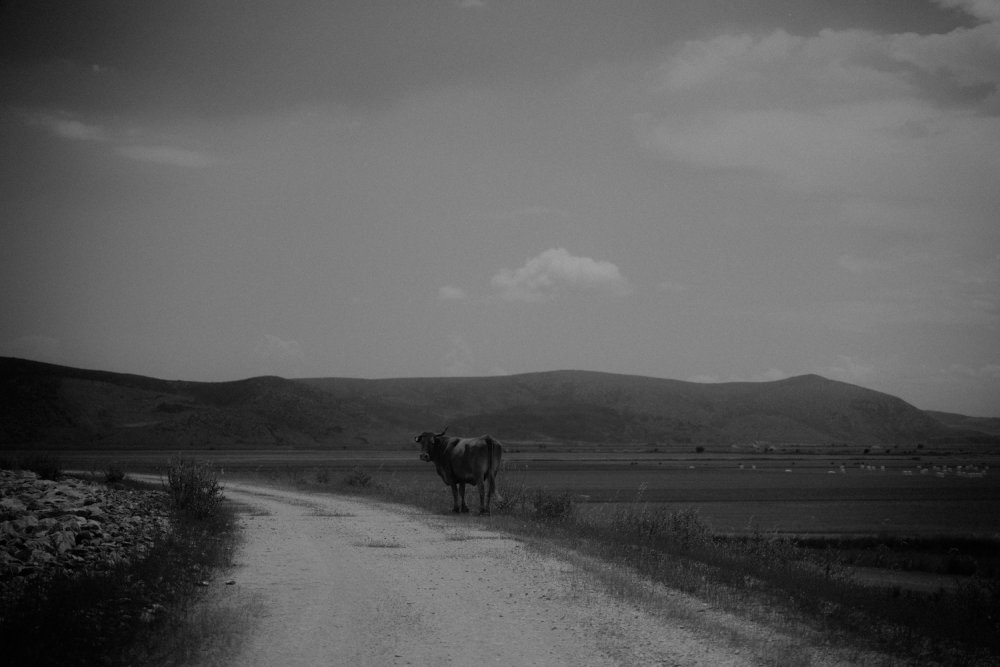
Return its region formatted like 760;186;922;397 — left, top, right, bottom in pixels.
0;469;171;598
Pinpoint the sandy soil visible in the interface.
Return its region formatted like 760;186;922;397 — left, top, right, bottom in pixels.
201;481;763;666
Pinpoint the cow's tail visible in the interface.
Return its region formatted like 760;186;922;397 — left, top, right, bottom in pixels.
485;435;503;500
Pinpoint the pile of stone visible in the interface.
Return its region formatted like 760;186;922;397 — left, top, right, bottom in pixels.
0;469;171;595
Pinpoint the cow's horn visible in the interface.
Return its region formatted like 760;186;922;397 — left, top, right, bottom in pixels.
435;426;448;437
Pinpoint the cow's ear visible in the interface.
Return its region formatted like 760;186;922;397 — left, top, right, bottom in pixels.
413;435;420;443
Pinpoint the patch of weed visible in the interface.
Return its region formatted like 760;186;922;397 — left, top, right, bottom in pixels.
530;489;575;521
0;496;242;666
1;453;64;480
166;457;225;518
344;466;374;488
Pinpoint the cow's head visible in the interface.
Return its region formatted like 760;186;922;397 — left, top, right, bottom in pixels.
414;427;448;462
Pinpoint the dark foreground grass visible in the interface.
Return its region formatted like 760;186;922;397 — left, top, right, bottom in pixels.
268;464;1000;665
0;468;243;667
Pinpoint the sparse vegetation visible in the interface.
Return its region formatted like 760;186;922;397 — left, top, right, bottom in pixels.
343;465;374;488
104;462;127;484
0;472;242;666
529;489;576;520
0;453;64;480
492;461;530;513
165;456;225;518
314;468;999;664
6;357;996;662
611;505;711;551
12;447;996;664
355;536;404;548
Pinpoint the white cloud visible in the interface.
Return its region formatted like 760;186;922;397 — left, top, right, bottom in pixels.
491;248;632;302
935;0;1000;23
890;18;1000;91
30;113;106;142
49;119;105;142
116;145;220;168
27;112;221;168
639;15;1000;193
638;97;947;193
438;285;467;301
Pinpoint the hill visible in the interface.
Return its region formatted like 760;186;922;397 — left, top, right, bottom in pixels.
1;357;993;449
925;411;1000;436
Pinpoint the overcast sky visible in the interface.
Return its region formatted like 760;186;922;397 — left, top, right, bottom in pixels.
2;1;998;416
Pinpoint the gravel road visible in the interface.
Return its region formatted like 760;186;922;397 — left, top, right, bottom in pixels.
207;481;754;666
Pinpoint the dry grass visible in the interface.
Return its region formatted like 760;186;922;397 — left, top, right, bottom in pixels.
0;461;246;666
355;536;405;548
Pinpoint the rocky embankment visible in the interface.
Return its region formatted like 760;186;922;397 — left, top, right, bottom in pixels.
0;470;170;596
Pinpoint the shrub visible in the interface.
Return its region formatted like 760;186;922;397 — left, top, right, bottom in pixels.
0;500;241;665
668;507;711;549
492;481;526;514
530;489;575;521
18;453;64;480
492;463;529;514
104;463;127;485
612;505;672;543
165;457;224;518
611;505;711;550
344;466;374;488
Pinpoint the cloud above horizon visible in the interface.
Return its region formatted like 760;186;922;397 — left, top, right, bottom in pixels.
27;111;220;168
1;1;997;416
437;285;467;301
115;144;220;168
491;248;633;302
638;3;1000;194
30;113;106;142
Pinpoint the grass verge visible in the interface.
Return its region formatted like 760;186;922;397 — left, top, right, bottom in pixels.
261;463;1000;665
0;462;244;666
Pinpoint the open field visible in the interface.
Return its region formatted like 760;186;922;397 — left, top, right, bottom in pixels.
27;446;1000;537
8;445;999;662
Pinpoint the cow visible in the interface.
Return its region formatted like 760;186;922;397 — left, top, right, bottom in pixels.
414;427;502;515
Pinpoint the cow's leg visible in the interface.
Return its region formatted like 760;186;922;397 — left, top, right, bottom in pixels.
458;483;469;513
481;473;495;515
450;484;461;513
478;478;487;515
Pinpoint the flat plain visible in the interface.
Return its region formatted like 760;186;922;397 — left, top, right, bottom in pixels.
45;444;1000;537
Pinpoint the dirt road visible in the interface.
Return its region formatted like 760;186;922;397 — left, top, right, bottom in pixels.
198;481;761;666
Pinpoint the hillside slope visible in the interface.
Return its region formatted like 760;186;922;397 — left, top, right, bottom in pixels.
926;411;1000;438
1;358;359;448
300;371;953;446
1;357;986;449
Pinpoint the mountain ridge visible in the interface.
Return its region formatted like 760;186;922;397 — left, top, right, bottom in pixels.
1;357;994;449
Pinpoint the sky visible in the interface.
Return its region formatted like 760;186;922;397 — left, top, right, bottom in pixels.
1;1;998;416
